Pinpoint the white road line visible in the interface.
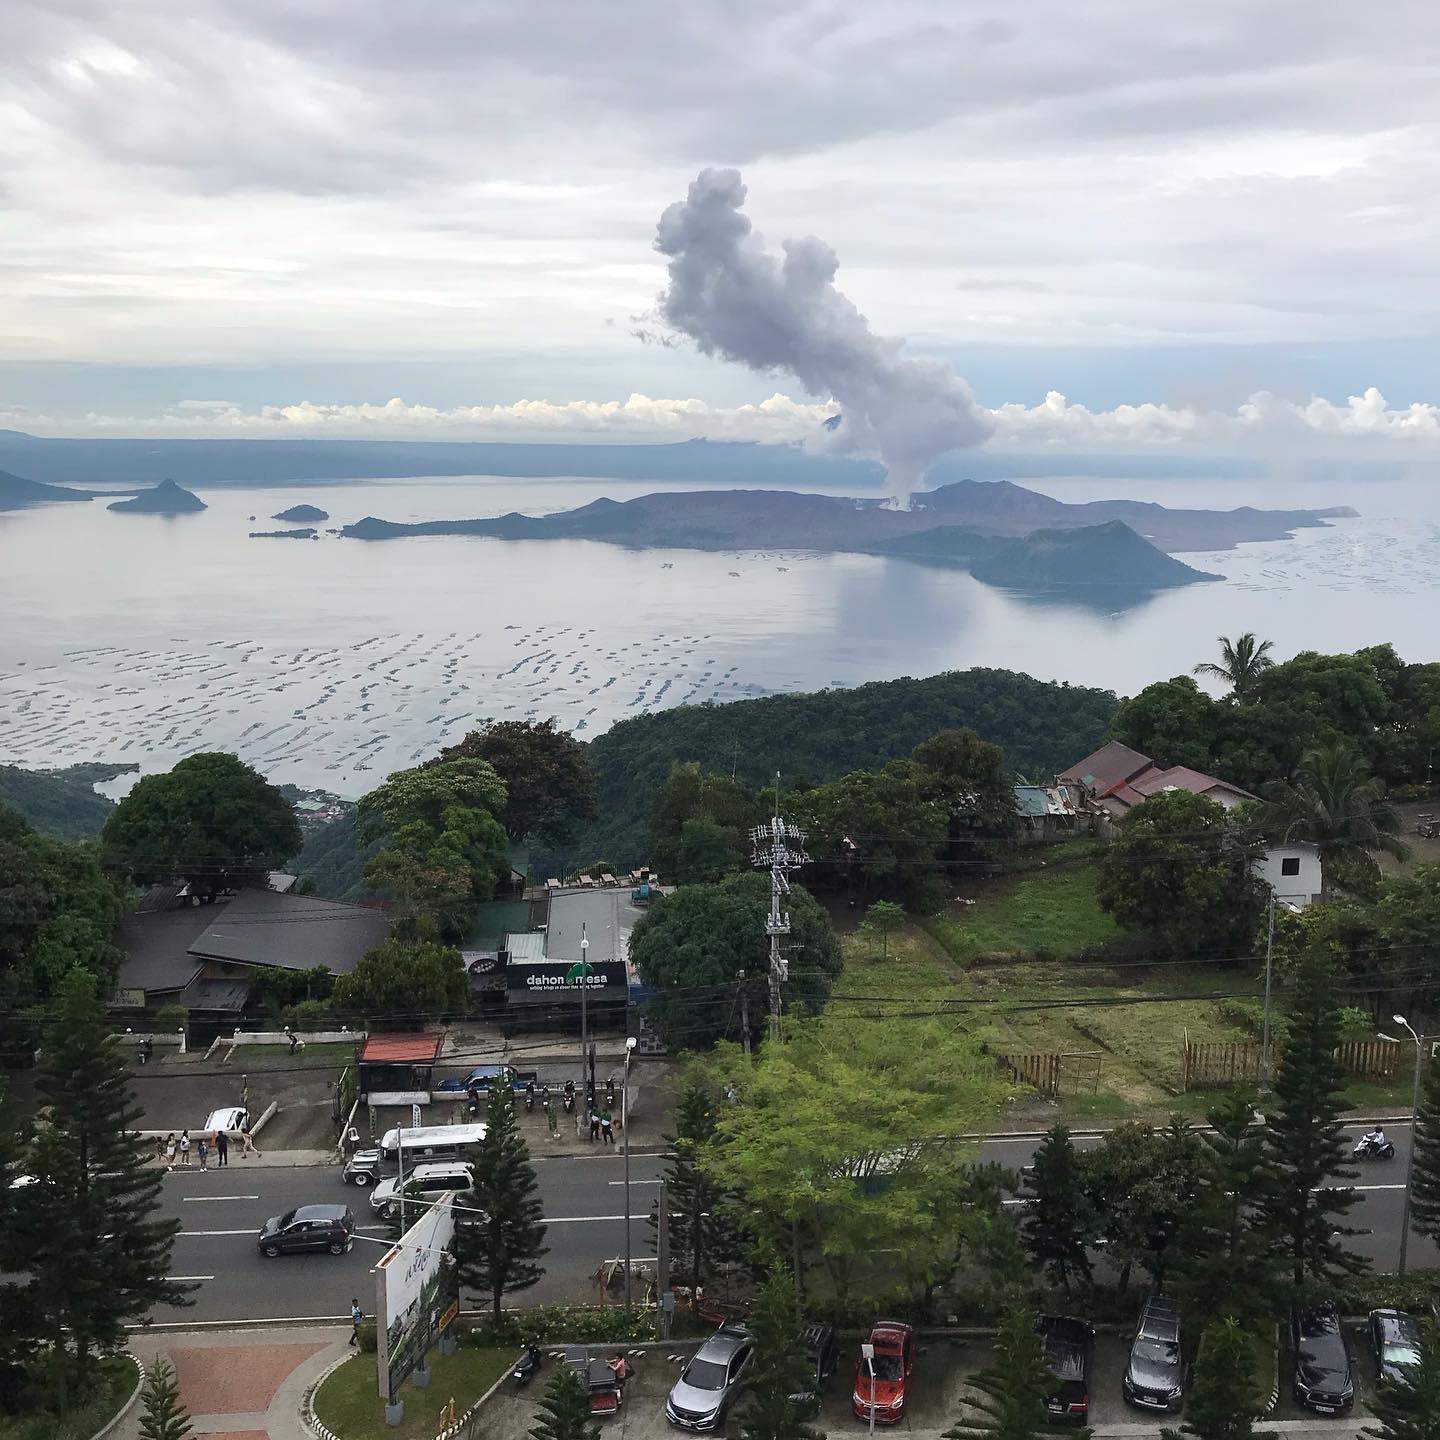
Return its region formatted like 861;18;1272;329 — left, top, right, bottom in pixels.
182;1195;259;1202
179;1229;254;1237
543;1213;635;1223
170;1275;215;1281
1352;1184;1407;1192
607;1179;661;1186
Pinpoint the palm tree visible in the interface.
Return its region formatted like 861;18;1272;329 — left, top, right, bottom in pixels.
1193;633;1275;701
1261;739;1410;882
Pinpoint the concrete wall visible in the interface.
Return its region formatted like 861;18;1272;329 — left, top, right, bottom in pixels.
227;1030;364;1045
1252;844;1324;907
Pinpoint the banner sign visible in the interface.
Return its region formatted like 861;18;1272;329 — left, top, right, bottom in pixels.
375;1193;458;1402
505;960;627;1002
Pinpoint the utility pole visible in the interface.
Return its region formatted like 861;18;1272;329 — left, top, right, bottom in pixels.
750;775;808;1045
656;1179;671;1340
737;970;751;1055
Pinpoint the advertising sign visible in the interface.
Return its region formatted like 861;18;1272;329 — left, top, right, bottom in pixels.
505;959;627;1002
374;1192;458;1402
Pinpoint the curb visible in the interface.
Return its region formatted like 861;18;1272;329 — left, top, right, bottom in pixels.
302;1350;353;1440
432;1349;524;1440
88;1352;145;1440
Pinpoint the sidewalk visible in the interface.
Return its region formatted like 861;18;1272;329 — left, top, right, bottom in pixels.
118;1324;349;1440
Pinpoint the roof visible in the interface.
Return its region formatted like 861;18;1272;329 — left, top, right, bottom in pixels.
174;973;251;1013
1131;766;1256;803
1058;741;1154;791
360;1032;443;1064
467;899;532;949
116;904;214;994
544;886;645;964
189;888;388;974
1014;783;1081;819
505;932;548;963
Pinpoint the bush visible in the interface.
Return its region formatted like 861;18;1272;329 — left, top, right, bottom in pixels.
280;998;337;1030
459;1306;655;1348
153;1003;188;1036
354;1319;377;1353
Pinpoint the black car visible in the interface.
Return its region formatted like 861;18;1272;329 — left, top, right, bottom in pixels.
1123;1294;1185;1412
790;1323;839;1412
257;1203;355;1258
1291;1303;1354;1414
1368;1309;1422;1386
1036;1315;1094;1424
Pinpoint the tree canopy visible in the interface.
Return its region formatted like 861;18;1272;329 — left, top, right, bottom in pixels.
1193;633;1275;702
101;752;301;894
332;939;468;1022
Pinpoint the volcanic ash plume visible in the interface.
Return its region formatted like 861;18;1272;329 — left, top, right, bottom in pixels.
653;168;993;507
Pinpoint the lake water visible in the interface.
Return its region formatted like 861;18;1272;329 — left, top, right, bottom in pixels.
3;470;1439;796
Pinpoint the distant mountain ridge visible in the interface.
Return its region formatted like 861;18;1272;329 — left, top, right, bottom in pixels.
0;467;96;510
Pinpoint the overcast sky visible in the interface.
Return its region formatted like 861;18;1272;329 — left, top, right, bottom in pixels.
5;1;1440;451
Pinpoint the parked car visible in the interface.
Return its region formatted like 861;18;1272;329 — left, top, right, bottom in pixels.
1036;1315;1094;1424
1291;1303;1354;1414
1123;1294;1185;1412
790;1323;838;1412
1368;1308;1423;1386
203;1106;248;1139
852;1319;916;1424
433;1064;534;1095
369;1161;474;1218
256;1204;355;1258
665;1323;753;1430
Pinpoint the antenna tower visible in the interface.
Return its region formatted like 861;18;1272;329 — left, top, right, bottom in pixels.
750;773;809;1044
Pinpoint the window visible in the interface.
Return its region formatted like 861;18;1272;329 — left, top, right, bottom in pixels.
1281;856;1301;877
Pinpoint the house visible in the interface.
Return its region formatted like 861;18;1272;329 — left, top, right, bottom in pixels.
1252;840;1324;908
1014;783;1086;844
115;886;389;1024
1059;741;1257;820
356;1031;443;1106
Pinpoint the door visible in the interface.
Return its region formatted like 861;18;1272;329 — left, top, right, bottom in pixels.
280;1221;310;1253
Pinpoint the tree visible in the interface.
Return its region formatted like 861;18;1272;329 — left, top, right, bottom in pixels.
944;1301;1072;1440
858;900;905;962
1261;740;1409;889
1194;633;1276;703
531;1365;601;1440
453;1082;547;1320
738;1268;823;1440
652;1080;734;1291
1363;1317;1440;1440
1097;790;1266;958
429;718;597;846
1021;1123;1098;1293
138;1356;193;1440
332;940;467;1022
1161;1318;1273;1440
1260;949;1365;1289
1409;1038;1440;1249
0;1080;40;1409
1108;676;1220;772
912;728;1017;865
101;752;301;894
21;968;188;1409
649;763;761;884
629;872;842;1049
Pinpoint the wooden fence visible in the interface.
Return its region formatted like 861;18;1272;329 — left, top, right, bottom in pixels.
1182;1035;1407;1091
997;1051;1103;1097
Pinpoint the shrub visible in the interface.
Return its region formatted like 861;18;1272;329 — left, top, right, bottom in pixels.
355;1319;377;1353
153;1003;189;1036
460;1306;655;1348
280;998;337;1030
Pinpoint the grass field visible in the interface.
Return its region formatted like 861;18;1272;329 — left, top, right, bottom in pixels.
0;1354;137;1440
312;1345;512;1440
223;1041;357;1069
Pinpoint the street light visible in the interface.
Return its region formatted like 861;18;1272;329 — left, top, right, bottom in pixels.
1377;1014;1424;1275
623;1034;637;1307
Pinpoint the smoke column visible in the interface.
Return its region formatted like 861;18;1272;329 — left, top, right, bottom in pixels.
653;168;993;507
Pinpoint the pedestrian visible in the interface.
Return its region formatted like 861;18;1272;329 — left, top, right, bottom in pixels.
178;1129;191;1166
196;1133;209;1171
163;1132;177;1169
240;1122;260;1158
349;1298;364;1346
600;1109;614;1146
589;1107;600;1143
215;1129;229;1167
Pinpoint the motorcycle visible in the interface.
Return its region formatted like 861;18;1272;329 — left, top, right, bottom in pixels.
1353;1134;1396;1162
604;1077;616;1109
539;1082;552;1112
512;1346;543;1389
525;1081;536;1114
562;1080;576;1114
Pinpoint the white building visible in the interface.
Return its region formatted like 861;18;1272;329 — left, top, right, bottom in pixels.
1252;841;1323;908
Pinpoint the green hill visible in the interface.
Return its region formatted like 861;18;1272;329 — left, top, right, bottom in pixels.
0;763;132;839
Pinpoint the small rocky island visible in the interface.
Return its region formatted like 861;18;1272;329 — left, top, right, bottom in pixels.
272;503;329;523
248;527;318;539
107;477;207;514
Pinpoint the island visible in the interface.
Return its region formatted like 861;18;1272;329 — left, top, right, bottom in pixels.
272;503;330;523
107;477;207;514
0;468;98;511
248;527;318;539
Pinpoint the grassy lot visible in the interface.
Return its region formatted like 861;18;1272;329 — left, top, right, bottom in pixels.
223;1041;357;1069
0;1354;136;1440
313;1345;512;1440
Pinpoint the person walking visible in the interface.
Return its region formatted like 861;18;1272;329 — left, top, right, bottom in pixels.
163;1132;177;1170
178;1130;191;1167
215;1129;229;1167
349;1299;364;1346
240;1122;260;1158
600;1109;615;1146
588;1107;600;1143
196;1133;209;1171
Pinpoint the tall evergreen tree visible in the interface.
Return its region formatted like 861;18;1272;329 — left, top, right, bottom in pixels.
138;1356;193;1440
1409;1047;1440;1248
1021;1124;1098;1292
650;1080;733;1290
21;968;187;1409
738;1268;823;1440
1171;1091;1282;1333
0;1080;40;1408
1363;1317;1440;1440
944;1301;1079;1440
1259;949;1366;1288
530;1364;602;1440
453;1081;547;1319
1160;1318;1273;1440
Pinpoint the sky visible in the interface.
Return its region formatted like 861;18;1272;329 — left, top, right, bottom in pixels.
5;1;1440;458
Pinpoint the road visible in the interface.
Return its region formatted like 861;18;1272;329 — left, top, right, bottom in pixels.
152;1122;1436;1325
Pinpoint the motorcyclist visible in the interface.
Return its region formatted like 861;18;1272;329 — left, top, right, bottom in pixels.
1360;1126;1388;1151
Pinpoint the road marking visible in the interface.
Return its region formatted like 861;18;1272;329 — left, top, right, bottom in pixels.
543;1213;636;1223
180;1229;254;1237
1352;1184;1407;1192
170;1275;215;1281
182;1195;259;1202
608;1179;661;1186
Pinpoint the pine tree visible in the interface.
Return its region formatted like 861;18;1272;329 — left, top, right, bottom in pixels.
138;1356;193;1440
738;1268;823;1440
944;1302;1077;1440
1409;1045;1440;1248
0;1080;41;1408
1363;1317;1440;1440
1021;1124;1098;1292
530;1363;602;1440
453;1081;547;1319
1160;1318;1274;1440
650;1080;734;1290
21;968;188;1409
1259;949;1366;1289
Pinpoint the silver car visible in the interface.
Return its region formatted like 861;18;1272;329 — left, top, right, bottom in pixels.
666;1324;753;1430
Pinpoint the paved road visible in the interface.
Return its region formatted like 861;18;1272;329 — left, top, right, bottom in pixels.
151;1121;1436;1325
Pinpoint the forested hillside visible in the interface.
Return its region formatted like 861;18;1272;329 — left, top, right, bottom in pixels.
0;763;126;840
554;668;1118;871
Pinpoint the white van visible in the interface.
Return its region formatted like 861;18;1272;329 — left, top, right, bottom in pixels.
342;1122;487;1187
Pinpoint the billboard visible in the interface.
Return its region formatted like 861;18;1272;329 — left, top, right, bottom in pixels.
505;959;627;1003
374;1192;459;1402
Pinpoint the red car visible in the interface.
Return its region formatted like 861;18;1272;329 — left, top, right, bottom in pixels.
852;1320;915;1424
